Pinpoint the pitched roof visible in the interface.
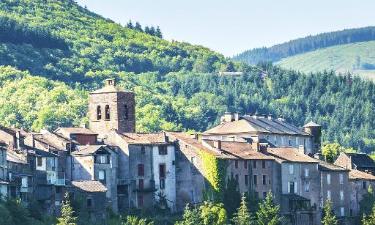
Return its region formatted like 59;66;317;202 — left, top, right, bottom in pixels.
7;150;27;164
119;132;169;144
204;140;274;160
203;116;310;136
31;132;72;151
0;125;27;136
167;132;233;159
28;148;58;158
303;121;321;128
55;127;97;135
349;169;375;181
346;153;375;168
317;159;348;171
72;145;109;156
72;181;107;192
267;147;318;163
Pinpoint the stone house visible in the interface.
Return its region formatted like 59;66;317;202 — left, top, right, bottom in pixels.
71;145;118;211
106;131;176;212
203;113;320;155
55;127;98;146
348;169;375;217
70;180;107;223
267;147;320;225
0;141;8;198
335;152;375;175
317;159;350;220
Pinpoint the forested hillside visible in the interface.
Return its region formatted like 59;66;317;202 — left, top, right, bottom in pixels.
0;0;375;153
233;26;375;64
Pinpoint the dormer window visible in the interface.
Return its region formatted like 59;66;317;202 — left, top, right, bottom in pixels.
105;105;110;120
96;106;102;120
124;105;129;120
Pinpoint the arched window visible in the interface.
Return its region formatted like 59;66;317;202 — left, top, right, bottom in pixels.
124;104;129;120
105;105;110;120
96;106;102;120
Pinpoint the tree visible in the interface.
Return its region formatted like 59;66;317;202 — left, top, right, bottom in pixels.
57;193;77;225
256;192;281;225
122;216;153;225
223;177;241;218
322;143;343;163
199;201;227;225
155;26;163;38
232;195;253;225
176;204;201;225
363;205;375;225
321;200;337;225
360;185;375;216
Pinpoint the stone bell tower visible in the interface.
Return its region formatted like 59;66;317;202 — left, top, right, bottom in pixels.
88;79;135;136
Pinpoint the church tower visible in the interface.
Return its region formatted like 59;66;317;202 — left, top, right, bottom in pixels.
88;79;135;136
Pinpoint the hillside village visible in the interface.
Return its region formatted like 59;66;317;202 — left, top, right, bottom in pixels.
0;79;373;225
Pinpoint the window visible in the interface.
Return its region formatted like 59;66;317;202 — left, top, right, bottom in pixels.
340;190;344;201
340;207;345;217
245;175;249;186
262;161;266;169
305;168;309;177
363;181;367;190
21;177;28;188
288;139;292;146
159;164;166;178
141;146;145;154
160;178;165;189
304;181;310;192
37;157;43;167
96;155;108;164
159;146;168;155
327;190;331;200
244;160;248;169
138;164;144;176
262;175;266;185
105;105;110;120
289;165;294;174
137;194;144;207
96;105;102;120
253;161;257;169
87;198;92;208
124;105;129;120
235;160;238;169
288;182;295;194
339;174;344;184
253;175;257;186
98;170;105;181
263;192;267;199
138;179;144;190
327;174;331;185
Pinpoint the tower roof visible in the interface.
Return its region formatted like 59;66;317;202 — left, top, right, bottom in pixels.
90;78;133;94
303;121;321;128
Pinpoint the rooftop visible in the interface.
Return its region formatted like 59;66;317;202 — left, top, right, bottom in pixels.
203;115;310;136
267;147;318;163
7;150;27;164
55;127;98;136
73;145;110;156
349;169;375;181
72;180;107;193
316;159;348;171
346;153;375;168
119;132;169;144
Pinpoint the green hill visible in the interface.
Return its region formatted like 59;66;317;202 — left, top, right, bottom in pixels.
1;0;375;152
277;41;375;80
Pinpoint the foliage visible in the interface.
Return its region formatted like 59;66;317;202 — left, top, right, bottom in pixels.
57;193;77;225
223;177;241;218
199;151;227;202
199;201;227;225
175;205;201;225
122;216;154;225
360;185;375;216
321;200;338;225
362;205;375;225
234;26;375;64
232;195;254;225
256;192;281;225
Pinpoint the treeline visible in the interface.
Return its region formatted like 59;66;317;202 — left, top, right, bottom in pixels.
234;26;375;64
0;14;68;50
126;21;163;38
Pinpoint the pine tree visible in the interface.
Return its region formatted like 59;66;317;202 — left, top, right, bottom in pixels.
363;205;375;225
57;193;77;225
321;200;337;225
155;26;163;38
175;204;201;225
232;195;253;225
135;22;143;32
256;192;281;225
361;185;375;216
126;20;134;29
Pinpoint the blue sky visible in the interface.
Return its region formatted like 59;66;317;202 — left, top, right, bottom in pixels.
77;0;375;56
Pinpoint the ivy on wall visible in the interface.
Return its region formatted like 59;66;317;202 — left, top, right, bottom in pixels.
199;151;227;202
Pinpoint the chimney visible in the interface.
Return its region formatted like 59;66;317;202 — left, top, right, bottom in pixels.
16;130;21;150
31;134;35;148
298;145;305;154
267;114;273;120
213;140;222;150
221;112;234;123
234;113;240;121
252;141;260;151
105;78;116;86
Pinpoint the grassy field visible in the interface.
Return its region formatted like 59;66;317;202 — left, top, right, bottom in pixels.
277;41;375;80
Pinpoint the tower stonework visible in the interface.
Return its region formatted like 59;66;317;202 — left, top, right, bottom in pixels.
89;79;135;136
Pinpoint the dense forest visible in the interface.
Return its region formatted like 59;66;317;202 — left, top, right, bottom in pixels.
234;26;375;64
0;0;374;154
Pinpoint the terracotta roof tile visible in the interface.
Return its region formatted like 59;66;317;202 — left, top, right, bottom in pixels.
73;145;109;156
267;147;318;163
317;159;348;171
55;127;97;135
119;132;168;144
349;169;375;181
72;180;107;192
